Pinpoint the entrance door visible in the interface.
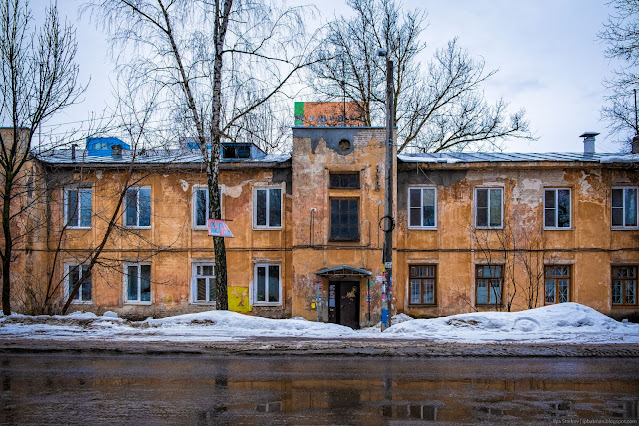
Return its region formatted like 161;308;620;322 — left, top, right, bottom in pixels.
328;281;360;329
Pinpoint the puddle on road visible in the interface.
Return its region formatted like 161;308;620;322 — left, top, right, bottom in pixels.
0;355;637;424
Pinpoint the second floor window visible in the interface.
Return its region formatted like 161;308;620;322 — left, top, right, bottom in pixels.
65;188;92;228
545;188;571;228
409;187;436;228
475;188;502;228
612;187;638;228
193;187;222;229
330;198;359;241
124;187;151;228
476;265;502;305
254;187;282;228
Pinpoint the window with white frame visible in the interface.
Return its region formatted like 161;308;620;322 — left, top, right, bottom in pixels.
544;188;571;228
408;187;436;228
254;187;282;228
475;188;503;228
124;264;151;303
254;263;281;305
193;186;223;229
124;187;151;227
192;262;216;303
65;187;92;228
612;187;638;228
66;263;91;302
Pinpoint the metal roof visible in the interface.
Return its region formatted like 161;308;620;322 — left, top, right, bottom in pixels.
316;265;372;277
398;152;639;164
37;148;291;166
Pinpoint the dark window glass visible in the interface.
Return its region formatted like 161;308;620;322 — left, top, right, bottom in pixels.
612;265;637;306
409;265;436;305
256;189;267;226
269;189;282;227
127;265;138;300
66;189;78;227
255;188;281;228
330;198;359;240
329;173;359;189
268;265;279;303
195;189;207;226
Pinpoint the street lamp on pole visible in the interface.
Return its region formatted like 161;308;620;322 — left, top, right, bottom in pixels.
378;48;394;330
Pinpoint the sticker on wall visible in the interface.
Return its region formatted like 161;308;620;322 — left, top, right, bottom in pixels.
229;286;251;313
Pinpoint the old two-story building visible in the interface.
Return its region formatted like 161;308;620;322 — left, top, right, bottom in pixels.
6;126;639;325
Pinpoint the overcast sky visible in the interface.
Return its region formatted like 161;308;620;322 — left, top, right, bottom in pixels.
37;0;619;153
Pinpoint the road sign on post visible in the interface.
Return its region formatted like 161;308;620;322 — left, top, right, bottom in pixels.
207;219;234;238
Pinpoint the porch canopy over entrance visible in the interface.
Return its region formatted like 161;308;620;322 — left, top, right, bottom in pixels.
316;265;371;279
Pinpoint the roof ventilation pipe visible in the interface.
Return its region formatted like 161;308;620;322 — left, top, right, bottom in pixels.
111;144;123;160
579;132;599;154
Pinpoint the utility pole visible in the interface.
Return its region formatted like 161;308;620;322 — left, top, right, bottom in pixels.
379;49;394;330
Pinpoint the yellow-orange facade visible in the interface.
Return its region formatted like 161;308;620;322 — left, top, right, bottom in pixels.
4;126;639;324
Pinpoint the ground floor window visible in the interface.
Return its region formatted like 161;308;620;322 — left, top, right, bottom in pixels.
409;265;436;305
476;265;502;305
192;263;216;303
66;264;91;302
612;265;637;306
254;263;281;305
125;264;151;303
545;265;570;304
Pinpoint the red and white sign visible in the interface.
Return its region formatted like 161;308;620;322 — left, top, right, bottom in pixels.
207;219;234;238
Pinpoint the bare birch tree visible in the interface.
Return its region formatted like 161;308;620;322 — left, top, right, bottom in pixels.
600;0;639;149
308;0;534;153
87;0;316;309
0;0;84;314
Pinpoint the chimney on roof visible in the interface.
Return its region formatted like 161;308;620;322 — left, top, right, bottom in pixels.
71;144;77;160
111;144;123;160
632;135;639;154
580;132;599;154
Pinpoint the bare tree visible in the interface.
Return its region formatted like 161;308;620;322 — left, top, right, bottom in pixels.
87;0;316;309
0;0;84;315
308;0;534;153
600;0;639;150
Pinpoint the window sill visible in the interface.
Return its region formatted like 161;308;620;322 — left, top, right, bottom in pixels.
543;227;573;231
191;301;216;305
475;226;503;230
70;300;93;304
253;302;282;307
192;226;209;231
408;304;437;307
407;226;437;231
124;301;152;305
611;226;639;230
123;226;152;230
253;226;283;231
612;304;638;308
475;304;503;307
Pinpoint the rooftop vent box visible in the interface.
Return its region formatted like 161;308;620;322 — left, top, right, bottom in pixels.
222;143;266;160
86;137;130;157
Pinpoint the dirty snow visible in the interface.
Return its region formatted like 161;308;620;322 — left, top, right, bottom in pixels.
0;303;637;344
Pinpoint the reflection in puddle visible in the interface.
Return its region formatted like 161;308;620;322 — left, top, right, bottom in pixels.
0;355;637;424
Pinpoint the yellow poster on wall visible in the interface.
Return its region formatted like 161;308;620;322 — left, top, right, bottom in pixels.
228;286;251;313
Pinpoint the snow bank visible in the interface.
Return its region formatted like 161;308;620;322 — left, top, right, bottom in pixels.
0;303;637;344
384;303;639;343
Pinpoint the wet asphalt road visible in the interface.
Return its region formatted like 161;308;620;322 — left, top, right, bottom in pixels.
1;354;638;425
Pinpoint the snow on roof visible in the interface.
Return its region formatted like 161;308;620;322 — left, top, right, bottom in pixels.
1;303;636;344
37;148;291;166
398;152;639;164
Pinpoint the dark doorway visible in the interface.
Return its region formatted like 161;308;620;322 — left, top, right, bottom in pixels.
328;281;360;329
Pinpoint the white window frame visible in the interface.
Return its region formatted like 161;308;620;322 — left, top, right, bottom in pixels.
253;263;282;306
64;263;92;303
253;186;283;230
611;186;638;229
474;187;503;229
64;187;92;229
544;188;572;229
123;186;152;229
192;185;223;230
407;187;437;229
123;263;152;305
191;262;216;304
